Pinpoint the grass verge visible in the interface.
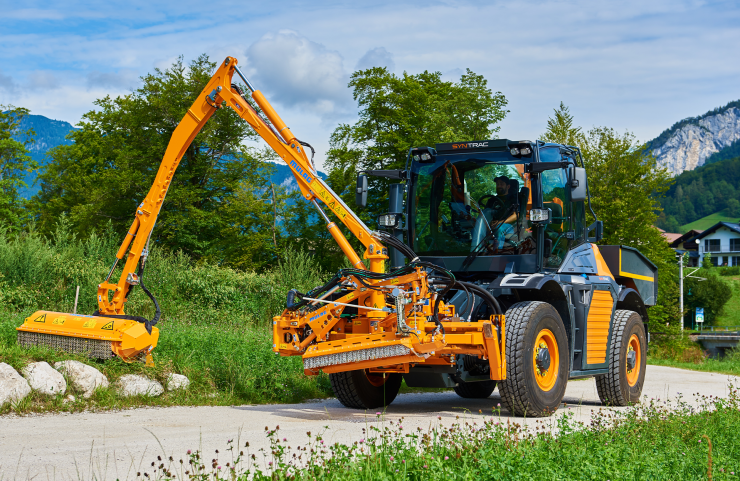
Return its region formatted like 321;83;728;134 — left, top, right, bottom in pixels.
143;386;740;480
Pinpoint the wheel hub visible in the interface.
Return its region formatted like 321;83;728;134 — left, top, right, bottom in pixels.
626;348;637;371
535;344;551;372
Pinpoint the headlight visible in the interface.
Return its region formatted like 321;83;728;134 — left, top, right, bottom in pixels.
378;214;399;228
529;209;550;222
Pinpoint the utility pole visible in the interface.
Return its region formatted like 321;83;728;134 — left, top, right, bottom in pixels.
679;252;684;332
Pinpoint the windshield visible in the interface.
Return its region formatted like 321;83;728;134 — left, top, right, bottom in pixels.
410;152;535;257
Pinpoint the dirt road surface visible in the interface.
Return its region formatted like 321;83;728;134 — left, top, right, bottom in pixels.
1;365;737;480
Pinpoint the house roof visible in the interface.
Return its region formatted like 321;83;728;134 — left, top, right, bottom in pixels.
662;232;682;243
687;222;740;242
669;229;703;248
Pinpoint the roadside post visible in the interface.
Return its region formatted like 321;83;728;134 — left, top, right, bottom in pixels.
696;307;704;331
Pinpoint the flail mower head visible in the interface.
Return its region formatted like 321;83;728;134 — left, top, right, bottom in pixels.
17;311;159;364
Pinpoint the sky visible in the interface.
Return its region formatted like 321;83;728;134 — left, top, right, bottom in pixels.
1;0;739;171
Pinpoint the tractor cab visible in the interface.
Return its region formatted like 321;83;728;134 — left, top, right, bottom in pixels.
404;139;595;275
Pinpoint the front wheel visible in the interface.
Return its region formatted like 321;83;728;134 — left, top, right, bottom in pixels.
595;310;647;406
329;369;402;409
498;301;569;417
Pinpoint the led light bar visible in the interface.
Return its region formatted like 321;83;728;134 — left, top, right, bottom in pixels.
304;344;412;370
530;208;550;222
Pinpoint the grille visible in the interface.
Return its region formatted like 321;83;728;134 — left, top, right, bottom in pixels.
17;331;114;360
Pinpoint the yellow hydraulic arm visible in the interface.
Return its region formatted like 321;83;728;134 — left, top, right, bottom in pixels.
96;56;388;319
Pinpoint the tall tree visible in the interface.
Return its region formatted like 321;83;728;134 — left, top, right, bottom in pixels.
326;67;508;212
0;106;36;229
542;104;680;325
31;55;282;269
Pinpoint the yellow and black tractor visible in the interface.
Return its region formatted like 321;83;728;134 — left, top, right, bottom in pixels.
17;57;655;416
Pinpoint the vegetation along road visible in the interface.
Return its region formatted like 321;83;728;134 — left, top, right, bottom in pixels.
0;365;736;480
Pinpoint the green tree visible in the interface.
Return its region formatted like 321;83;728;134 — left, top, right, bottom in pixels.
326;67;508;213
542;104;679;325
0;106;37;229
31;55;283;269
685;270;732;326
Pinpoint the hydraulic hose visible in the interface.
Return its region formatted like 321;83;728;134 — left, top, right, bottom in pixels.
456;280;503;316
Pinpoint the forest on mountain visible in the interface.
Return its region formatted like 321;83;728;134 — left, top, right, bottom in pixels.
656;156;740;232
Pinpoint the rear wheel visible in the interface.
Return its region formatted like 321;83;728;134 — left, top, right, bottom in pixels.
596;310;646;406
329;369;402;409
454;380;497;399
499;301;569;417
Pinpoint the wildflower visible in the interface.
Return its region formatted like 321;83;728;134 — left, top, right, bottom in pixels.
424;465;428;468
187;450;191;455
268;461;273;466
283;438;287;442
390;456;394;461
360;439;365;443
376;412;381;416
402;460;406;463
444;456;449;460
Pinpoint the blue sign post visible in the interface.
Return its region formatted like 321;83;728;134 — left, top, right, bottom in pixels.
696;307;704;330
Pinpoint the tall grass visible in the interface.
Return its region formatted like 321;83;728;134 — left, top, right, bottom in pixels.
0;222;332;412
144;387;740;480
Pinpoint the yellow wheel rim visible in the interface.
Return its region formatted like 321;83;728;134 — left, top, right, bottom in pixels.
533;329;559;391
626;334;641;386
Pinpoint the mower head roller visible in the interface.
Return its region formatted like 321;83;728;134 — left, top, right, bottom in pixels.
17;311;159;364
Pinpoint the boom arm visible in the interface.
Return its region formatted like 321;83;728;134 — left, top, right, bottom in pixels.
98;56;387;316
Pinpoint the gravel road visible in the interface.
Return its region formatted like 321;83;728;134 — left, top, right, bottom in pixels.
1;365;737;480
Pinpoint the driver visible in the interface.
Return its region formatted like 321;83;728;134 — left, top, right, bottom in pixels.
489;176;518;224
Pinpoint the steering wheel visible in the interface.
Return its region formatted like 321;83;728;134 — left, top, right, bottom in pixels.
477;194;505;211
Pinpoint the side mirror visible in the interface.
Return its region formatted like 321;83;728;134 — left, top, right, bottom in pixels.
355;173;368;207
588;220;603;243
570;167;588;202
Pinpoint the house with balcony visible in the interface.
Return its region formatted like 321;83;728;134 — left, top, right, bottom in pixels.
668;229;703;266
692;222;740;267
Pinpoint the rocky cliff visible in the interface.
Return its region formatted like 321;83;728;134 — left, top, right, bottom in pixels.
650;102;740;176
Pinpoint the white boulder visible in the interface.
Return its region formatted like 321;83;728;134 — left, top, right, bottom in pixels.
23;362;67;396
0;362;32;407
166;373;190;391
117;374;163;397
54;360;109;398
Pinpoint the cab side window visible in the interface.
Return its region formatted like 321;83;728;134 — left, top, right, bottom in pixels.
541;168;571;268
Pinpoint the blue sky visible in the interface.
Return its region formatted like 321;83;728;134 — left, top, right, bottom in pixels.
1;0;739;170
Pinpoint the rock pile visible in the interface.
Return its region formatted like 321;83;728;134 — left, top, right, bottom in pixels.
0;359;190;407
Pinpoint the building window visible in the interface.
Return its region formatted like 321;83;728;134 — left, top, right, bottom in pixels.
731;238;740;252
705;239;721;252
733;256;740;267
711;256;720;267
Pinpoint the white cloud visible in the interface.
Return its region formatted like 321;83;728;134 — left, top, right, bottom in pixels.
244;30;353;119
28;71;61;90
86;69;141;91
355;47;394;71
0;70;17;94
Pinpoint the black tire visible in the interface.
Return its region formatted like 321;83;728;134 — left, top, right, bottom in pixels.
498;301;569;417
454;380;497;399
329;369;402;409
595;310;647;406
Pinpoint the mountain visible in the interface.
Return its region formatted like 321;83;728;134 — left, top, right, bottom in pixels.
10;113;325;199
656;155;740;233
10;114;77;198
648;100;740;176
